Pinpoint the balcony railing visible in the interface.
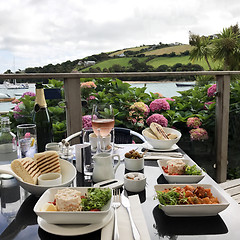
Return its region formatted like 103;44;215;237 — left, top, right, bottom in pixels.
1;71;239;182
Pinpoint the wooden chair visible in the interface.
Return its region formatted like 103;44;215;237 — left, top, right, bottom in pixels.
219;178;240;204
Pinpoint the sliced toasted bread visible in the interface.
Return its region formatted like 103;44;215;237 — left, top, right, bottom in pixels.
143;128;158;139
150;122;169;140
34;151;61;174
11;157;41;185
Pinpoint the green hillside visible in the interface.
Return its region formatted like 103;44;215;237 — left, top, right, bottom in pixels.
109;46;150;57
145;44;193;56
82;57;148;71
147;56;221;69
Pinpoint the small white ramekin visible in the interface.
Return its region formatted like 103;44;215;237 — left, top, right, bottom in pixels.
38;173;62;186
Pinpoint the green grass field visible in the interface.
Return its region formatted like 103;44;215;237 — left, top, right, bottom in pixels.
83;57;148;71
145;45;193;56
109;46;150;57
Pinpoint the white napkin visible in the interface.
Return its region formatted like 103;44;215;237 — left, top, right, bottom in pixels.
101;194;151;240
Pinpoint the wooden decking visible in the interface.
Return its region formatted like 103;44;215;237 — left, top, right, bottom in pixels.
219;178;240;204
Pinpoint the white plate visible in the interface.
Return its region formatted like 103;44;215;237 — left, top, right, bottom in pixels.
142;142;179;152
34;187;112;224
37;208;113;236
157;159;205;183
154;184;230;217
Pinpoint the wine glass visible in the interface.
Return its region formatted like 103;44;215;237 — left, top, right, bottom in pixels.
91;104;114;152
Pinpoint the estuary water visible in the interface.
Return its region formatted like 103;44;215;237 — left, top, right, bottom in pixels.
0;81;194;113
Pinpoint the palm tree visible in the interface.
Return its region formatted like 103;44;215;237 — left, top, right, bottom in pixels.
189;32;213;70
212;25;240;70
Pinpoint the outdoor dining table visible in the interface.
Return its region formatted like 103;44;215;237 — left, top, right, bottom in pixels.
1;143;240;240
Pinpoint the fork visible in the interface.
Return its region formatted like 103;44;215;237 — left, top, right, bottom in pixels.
112;188;121;240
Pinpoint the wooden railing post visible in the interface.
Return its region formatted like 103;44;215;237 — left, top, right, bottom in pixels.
64;77;82;144
215;74;230;183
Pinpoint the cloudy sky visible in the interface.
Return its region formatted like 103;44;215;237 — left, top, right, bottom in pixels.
0;0;239;73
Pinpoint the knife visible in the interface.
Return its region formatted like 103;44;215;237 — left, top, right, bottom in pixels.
144;152;183;159
121;193;140;240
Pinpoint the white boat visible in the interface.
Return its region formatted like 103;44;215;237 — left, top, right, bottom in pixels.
4;80;29;89
0;93;15;102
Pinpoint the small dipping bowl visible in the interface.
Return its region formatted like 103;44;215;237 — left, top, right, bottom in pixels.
124;172;146;192
38;173;62;186
124;157;144;171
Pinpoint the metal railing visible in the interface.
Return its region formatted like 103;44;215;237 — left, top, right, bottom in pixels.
0;71;239;182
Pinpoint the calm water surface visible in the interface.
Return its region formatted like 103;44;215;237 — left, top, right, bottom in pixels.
0;81;194;112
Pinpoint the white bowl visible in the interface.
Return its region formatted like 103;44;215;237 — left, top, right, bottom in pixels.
124;172;146;192
154;184;230;217
142;127;181;149
0;159;76;196
34;187;112;224
38;172;62;186
124;157;144;171
157;159;205;183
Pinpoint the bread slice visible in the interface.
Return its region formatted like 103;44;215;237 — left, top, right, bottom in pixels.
150;122;169;140
34;151;61;174
143;128;158;139
11;157;41;185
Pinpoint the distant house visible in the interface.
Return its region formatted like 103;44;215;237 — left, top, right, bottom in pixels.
116;53;125;57
78;60;96;67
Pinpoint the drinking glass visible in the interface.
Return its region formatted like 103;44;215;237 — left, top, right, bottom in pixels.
91;104;114;153
17;124;37;158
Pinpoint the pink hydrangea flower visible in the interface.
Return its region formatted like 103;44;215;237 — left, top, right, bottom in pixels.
207;84;217;97
81;81;97;89
86;95;96;101
146;114;168;127
21;92;36;98
204;101;215;110
189;128;209;141
82;115;97;128
13;102;24;119
149;99;170;112
130;102;150;117
186;117;202;128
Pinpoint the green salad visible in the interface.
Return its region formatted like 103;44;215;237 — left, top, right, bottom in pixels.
81;188;112;211
184;164;202;175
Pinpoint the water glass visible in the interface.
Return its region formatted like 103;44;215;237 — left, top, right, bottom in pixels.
0;176;21;221
17;124;37;158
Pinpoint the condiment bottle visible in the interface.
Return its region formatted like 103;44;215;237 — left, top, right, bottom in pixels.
0;117;17;178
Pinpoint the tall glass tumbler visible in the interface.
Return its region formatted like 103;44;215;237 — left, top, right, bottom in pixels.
17;124;37;158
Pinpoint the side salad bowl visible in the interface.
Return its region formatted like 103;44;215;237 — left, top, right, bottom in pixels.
157;159;205;183
34;187;112;224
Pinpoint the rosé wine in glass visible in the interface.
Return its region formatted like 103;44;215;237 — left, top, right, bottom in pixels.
92;119;115;137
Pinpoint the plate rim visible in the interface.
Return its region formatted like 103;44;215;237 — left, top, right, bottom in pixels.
37;208;113;236
142;142;179;151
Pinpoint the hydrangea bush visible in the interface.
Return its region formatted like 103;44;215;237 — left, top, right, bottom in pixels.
9;79;238;146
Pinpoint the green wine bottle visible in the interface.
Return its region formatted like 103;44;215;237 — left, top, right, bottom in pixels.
33;82;53;152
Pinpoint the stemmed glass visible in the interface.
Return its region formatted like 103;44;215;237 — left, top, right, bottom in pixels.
91;104;114;153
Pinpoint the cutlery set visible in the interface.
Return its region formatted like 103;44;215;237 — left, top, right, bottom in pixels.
113;189;140;240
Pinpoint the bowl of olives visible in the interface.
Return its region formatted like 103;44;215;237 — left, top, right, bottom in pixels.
124;149;144;171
